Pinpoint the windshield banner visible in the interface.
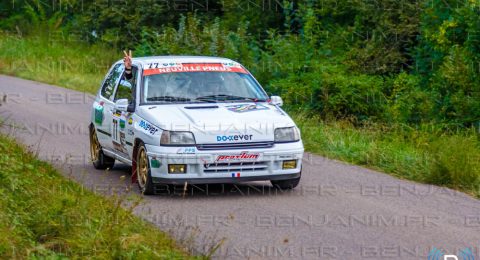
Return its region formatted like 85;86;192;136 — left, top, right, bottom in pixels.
144;63;248;76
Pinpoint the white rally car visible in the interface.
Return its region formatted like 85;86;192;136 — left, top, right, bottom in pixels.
89;56;304;194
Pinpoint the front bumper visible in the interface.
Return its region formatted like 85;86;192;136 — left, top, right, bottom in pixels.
145;142;304;184
152;172;301;185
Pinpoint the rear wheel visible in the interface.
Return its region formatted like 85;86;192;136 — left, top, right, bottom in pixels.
136;143;155;195
90;127;115;169
271;175;301;190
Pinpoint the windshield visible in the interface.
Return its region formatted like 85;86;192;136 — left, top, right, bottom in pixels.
142;71;269;104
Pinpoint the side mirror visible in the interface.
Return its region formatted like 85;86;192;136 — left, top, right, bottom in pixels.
270;96;283;106
114;99;129;112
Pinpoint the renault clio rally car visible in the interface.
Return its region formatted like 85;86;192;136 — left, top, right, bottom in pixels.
89;56;304;194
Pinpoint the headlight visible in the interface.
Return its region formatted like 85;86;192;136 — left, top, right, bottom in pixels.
274;127;300;143
160;130;196;145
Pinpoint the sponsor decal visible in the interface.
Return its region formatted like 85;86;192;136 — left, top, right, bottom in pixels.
128;117;133;125
112;141;122;151
120;132;125;145
201;158;211;169
146;62;182;69
94;103;104;125
176;147;196;154
112;132;127;154
215;152;259;162
144;63;247;76
225;103;269;113
127;129;134;136
216;134;253;142
139;120;159;135
119;119;126;129
150;159;161;168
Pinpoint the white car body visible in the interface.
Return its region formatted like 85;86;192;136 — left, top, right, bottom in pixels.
90;56;303;188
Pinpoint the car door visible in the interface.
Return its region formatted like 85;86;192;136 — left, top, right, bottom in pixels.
111;65;138;158
95;63;123;148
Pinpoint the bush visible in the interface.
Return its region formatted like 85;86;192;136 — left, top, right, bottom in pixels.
416;0;480;127
271;64;386;121
427;135;480;190
385;72;433;124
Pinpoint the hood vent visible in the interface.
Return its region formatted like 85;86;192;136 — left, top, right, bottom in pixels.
184;105;219;109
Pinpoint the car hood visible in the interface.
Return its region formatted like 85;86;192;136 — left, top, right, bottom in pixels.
137;102;296;143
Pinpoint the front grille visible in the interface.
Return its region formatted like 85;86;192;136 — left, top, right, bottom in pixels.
203;161;268;173
196;141;274;150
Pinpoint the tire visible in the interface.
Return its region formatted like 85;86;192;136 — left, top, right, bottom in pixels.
136;142;155;195
90;127;115;170
271;175;301;190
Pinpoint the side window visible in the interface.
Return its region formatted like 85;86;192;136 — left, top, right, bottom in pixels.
114;66;138;102
101;64;123;100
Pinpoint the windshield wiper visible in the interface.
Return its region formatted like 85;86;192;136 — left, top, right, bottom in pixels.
147;96;191;102
196;94;266;103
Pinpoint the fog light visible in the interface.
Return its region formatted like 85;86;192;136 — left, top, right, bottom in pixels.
282;160;297;169
168;164;187;174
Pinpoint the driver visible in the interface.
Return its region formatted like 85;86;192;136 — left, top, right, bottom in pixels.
202;72;224;96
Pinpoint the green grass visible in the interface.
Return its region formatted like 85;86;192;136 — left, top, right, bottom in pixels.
1;32;479;197
0;32;118;93
295;114;480;197
0;133;195;258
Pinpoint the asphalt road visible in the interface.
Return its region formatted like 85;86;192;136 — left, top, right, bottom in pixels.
0;74;479;259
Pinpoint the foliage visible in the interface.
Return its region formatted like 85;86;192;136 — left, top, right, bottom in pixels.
294;0;422;75
270;63;386;121
415;0;480;127
384;72;433;124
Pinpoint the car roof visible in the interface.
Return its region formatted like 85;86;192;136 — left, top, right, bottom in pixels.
117;55;241;68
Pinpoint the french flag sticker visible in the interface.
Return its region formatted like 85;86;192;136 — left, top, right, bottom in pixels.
232;172;240;178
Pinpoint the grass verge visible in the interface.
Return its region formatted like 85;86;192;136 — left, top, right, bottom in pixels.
1;32;479;197
295;115;480;197
0;32;117;94
0;133;193;258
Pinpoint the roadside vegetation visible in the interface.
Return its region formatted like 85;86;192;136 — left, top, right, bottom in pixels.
296;115;480;196
0;133;193;258
0;0;479;197
0;32;117;93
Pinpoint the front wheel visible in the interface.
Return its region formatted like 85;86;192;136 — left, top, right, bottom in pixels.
271;175;301;189
136;143;155;195
90;127;115;169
